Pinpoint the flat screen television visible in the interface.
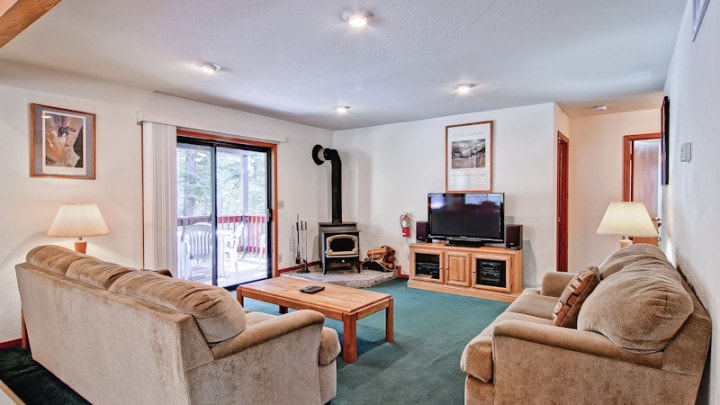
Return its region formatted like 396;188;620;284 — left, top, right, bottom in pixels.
427;192;505;246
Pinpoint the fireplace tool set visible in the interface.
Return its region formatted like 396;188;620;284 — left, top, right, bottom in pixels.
294;214;309;273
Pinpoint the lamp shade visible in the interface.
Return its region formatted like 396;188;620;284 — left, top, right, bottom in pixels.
596;202;658;238
47;203;110;238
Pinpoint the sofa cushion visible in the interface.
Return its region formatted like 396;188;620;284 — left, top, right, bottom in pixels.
552;266;600;328
539;272;577;297
577;263;693;354
66;257;135;289
110;271;246;344
26;245;86;275
506;289;558;320
597;243;670;279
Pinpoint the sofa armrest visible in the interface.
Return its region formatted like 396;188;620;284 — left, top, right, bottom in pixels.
490;320;706;403
319;327;341;365
210;309;325;359
539;272;576;297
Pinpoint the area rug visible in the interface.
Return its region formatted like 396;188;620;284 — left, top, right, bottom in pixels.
0;279;508;404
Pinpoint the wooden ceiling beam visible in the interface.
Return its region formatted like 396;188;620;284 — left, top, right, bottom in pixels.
0;0;62;49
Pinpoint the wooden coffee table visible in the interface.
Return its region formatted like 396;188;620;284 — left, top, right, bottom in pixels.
237;277;393;363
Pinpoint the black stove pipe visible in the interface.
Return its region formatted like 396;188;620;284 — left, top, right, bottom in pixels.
312;145;342;223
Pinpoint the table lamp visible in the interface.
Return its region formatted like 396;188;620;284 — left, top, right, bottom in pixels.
47;202;110;253
596;201;658;248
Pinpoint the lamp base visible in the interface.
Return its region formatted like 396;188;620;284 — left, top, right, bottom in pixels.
74;240;88;254
620;238;633;249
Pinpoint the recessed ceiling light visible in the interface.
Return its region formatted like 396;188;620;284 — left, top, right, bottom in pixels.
335;106;351;114
594;105;608;111
343;11;373;28
197;61;220;74
455;83;476;94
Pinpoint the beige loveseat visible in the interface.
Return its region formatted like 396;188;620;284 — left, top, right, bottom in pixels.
16;245;341;405
461;244;711;404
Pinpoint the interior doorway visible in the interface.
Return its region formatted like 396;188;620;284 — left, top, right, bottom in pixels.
623;133;661;246
556;132;569;272
176;131;275;288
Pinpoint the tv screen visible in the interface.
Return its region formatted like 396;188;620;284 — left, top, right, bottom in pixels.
428;192;505;245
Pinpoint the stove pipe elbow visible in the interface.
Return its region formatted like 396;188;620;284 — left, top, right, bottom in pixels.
312;145;343;223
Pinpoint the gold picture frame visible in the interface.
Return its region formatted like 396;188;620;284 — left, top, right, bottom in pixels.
30;103;96;179
445;121;493;192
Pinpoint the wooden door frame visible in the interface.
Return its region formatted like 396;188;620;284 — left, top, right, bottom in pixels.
556;132;569;272
623;133;661;201
623;133;661;246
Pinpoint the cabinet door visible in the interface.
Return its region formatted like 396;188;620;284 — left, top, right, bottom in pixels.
411;248;444;283
471;253;513;293
445;251;471;287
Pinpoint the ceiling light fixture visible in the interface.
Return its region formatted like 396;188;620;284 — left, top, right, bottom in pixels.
343;11;373;28
335;106;351;114
197;61;220;74
594;105;608;111
455;83;476;94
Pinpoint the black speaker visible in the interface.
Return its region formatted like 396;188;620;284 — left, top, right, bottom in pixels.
416;221;429;242
505;224;523;250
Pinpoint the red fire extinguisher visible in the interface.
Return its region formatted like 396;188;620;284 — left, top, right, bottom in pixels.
400;213;412;237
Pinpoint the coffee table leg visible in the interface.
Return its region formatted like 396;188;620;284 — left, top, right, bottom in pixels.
343;313;358;363
386;297;394;342
236;290;244;306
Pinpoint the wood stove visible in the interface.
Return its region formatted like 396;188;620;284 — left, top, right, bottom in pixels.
319;222;360;274
313;144;361;274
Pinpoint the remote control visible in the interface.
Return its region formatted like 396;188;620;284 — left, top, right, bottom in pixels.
300;285;325;294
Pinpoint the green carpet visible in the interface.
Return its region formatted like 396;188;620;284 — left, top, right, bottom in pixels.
0;279;507;404
0;346;89;405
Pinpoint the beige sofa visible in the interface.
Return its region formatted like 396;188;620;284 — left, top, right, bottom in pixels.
16;245;341;405
461;244;711;404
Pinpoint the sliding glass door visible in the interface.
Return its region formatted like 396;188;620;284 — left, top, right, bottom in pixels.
176;136;271;288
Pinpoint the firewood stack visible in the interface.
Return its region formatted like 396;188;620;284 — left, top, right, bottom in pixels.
363;246;396;272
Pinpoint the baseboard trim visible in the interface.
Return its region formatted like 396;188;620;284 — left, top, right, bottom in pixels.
278;261;321;273
0;339;21;349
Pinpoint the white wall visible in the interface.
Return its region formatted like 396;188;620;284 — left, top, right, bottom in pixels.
568;109;660;270
554;103;570;138
333;103;558;286
0;61;331;343
663;0;720;402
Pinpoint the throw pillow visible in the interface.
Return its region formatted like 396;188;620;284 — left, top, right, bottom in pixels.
552;266;600;328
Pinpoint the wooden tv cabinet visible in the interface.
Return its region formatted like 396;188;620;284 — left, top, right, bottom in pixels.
408;242;523;302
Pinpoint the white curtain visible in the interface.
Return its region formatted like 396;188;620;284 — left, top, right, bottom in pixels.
141;121;178;274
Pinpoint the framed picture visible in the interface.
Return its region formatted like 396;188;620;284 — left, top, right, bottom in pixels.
445;121;493;192
661;96;670;185
30;104;96;179
692;0;710;41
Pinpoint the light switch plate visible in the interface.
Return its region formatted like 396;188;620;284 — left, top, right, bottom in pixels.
680;142;692;162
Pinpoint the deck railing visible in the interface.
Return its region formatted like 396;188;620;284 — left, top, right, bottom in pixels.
178;215;266;256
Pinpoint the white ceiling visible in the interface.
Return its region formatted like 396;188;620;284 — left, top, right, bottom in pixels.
0;0;687;130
